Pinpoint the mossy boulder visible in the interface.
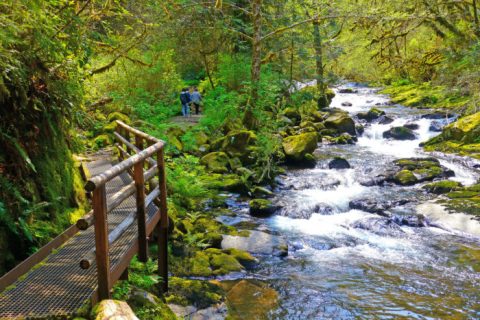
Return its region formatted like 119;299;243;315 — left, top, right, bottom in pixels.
357;107;386;122
281;107;301;122
222;248;257;267
318;88;336;108
166;277;224;309
441;112;480;144
249;199;279;217
212;130;257;157
383;126;416;140
282;132;318;162
166;126;186;151
393;170;418;185
200;152;230;173
423;180;462;194
324;111;356;136
209;252;244;275
107;112;131;124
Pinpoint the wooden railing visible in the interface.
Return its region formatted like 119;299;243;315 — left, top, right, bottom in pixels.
79;120;168;300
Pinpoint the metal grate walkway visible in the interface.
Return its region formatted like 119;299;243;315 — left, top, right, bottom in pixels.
0;159;157;319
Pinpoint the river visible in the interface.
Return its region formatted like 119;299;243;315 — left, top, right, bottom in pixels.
226;85;480;319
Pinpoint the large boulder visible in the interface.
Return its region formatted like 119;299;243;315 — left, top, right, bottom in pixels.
282;132;318;162
324;111;356;135
383;126;416;140
349;199;391;217
200;152;230;173
438;112;480;144
387;158;454;185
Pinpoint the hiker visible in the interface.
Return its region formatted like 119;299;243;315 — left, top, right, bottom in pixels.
179;88;191;117
190;87;202;115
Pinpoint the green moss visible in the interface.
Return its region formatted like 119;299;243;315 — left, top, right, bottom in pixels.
447;191;479;199
394;170;418;185
107;112;131;124
282;132;318;161
423;180;462;194
188;251;213;276
210;252;244;275
223;248;256;266
92;134;112;149
200;152;230;173
413;166;443;181
165;277;224;309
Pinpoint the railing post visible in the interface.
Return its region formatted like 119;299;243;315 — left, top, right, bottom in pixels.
156;149;168;292
134;159;148;263
93;185;111;300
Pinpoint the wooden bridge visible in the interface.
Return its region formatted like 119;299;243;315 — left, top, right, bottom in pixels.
0;121;168;319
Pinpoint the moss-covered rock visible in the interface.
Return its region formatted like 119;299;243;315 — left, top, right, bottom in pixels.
423;180;462;194
212;130;257;158
324;111;356;135
166;126;185;151
107;112;131;124
383;126;416;140
200;152;230;173
210;252;244;275
222;248;257;267
282;132;318;162
249;199;278;217
393;170;418;185
166;277;224;309
281;107;301;122
357;107;386;122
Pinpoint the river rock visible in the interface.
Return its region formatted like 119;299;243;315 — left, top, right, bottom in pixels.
423;180;462;194
282;132;318;163
249;199;280;217
387;158;455;185
324;110;356;136
221;230;288;257
350;217;405;236
338;88;358;93
378;115;394;124
328;157;351;169
341;102;353;107
357;107;386;122
392;214;428;227
421;112;447;119
429;120;443;132
225;280;278;320
382;126;416;140
404;122;419;130
276;202;333;219
349;199;391;217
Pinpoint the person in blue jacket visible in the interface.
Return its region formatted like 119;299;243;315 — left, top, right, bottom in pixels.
179;88;191;117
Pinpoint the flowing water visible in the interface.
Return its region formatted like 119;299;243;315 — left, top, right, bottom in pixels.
226;85;480;319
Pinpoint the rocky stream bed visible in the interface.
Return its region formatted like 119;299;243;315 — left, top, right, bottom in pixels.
215;85;480;319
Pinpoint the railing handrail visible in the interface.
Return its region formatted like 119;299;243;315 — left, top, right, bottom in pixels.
85;141;164;192
115;120;160;144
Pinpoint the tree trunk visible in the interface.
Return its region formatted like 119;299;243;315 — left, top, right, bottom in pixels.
244;0;262;129
313;19;326;108
202;53;215;90
473;0;480;37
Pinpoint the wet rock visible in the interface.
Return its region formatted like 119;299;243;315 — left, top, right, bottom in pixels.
349;199;391;217
357;108;386;122
251;186;274;198
323;133;356;145
392;214;427;227
359;175;387;186
350;217;404;236
378;115;394;124
387;158;455;185
429;120;443;132
328;157;351;169
341;101;353;107
324;110;356;136
224;280;278;320
393;170;418;185
421;112;448;119
338;88;358;93
404;122;419;130
356;124;365;136
222;230;288;257
382;126;416;140
249;199;280;217
423;180;462;194
282;132;318;163
277;202;333;219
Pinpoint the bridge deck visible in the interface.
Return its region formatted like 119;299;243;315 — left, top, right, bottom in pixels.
0;159;157;319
